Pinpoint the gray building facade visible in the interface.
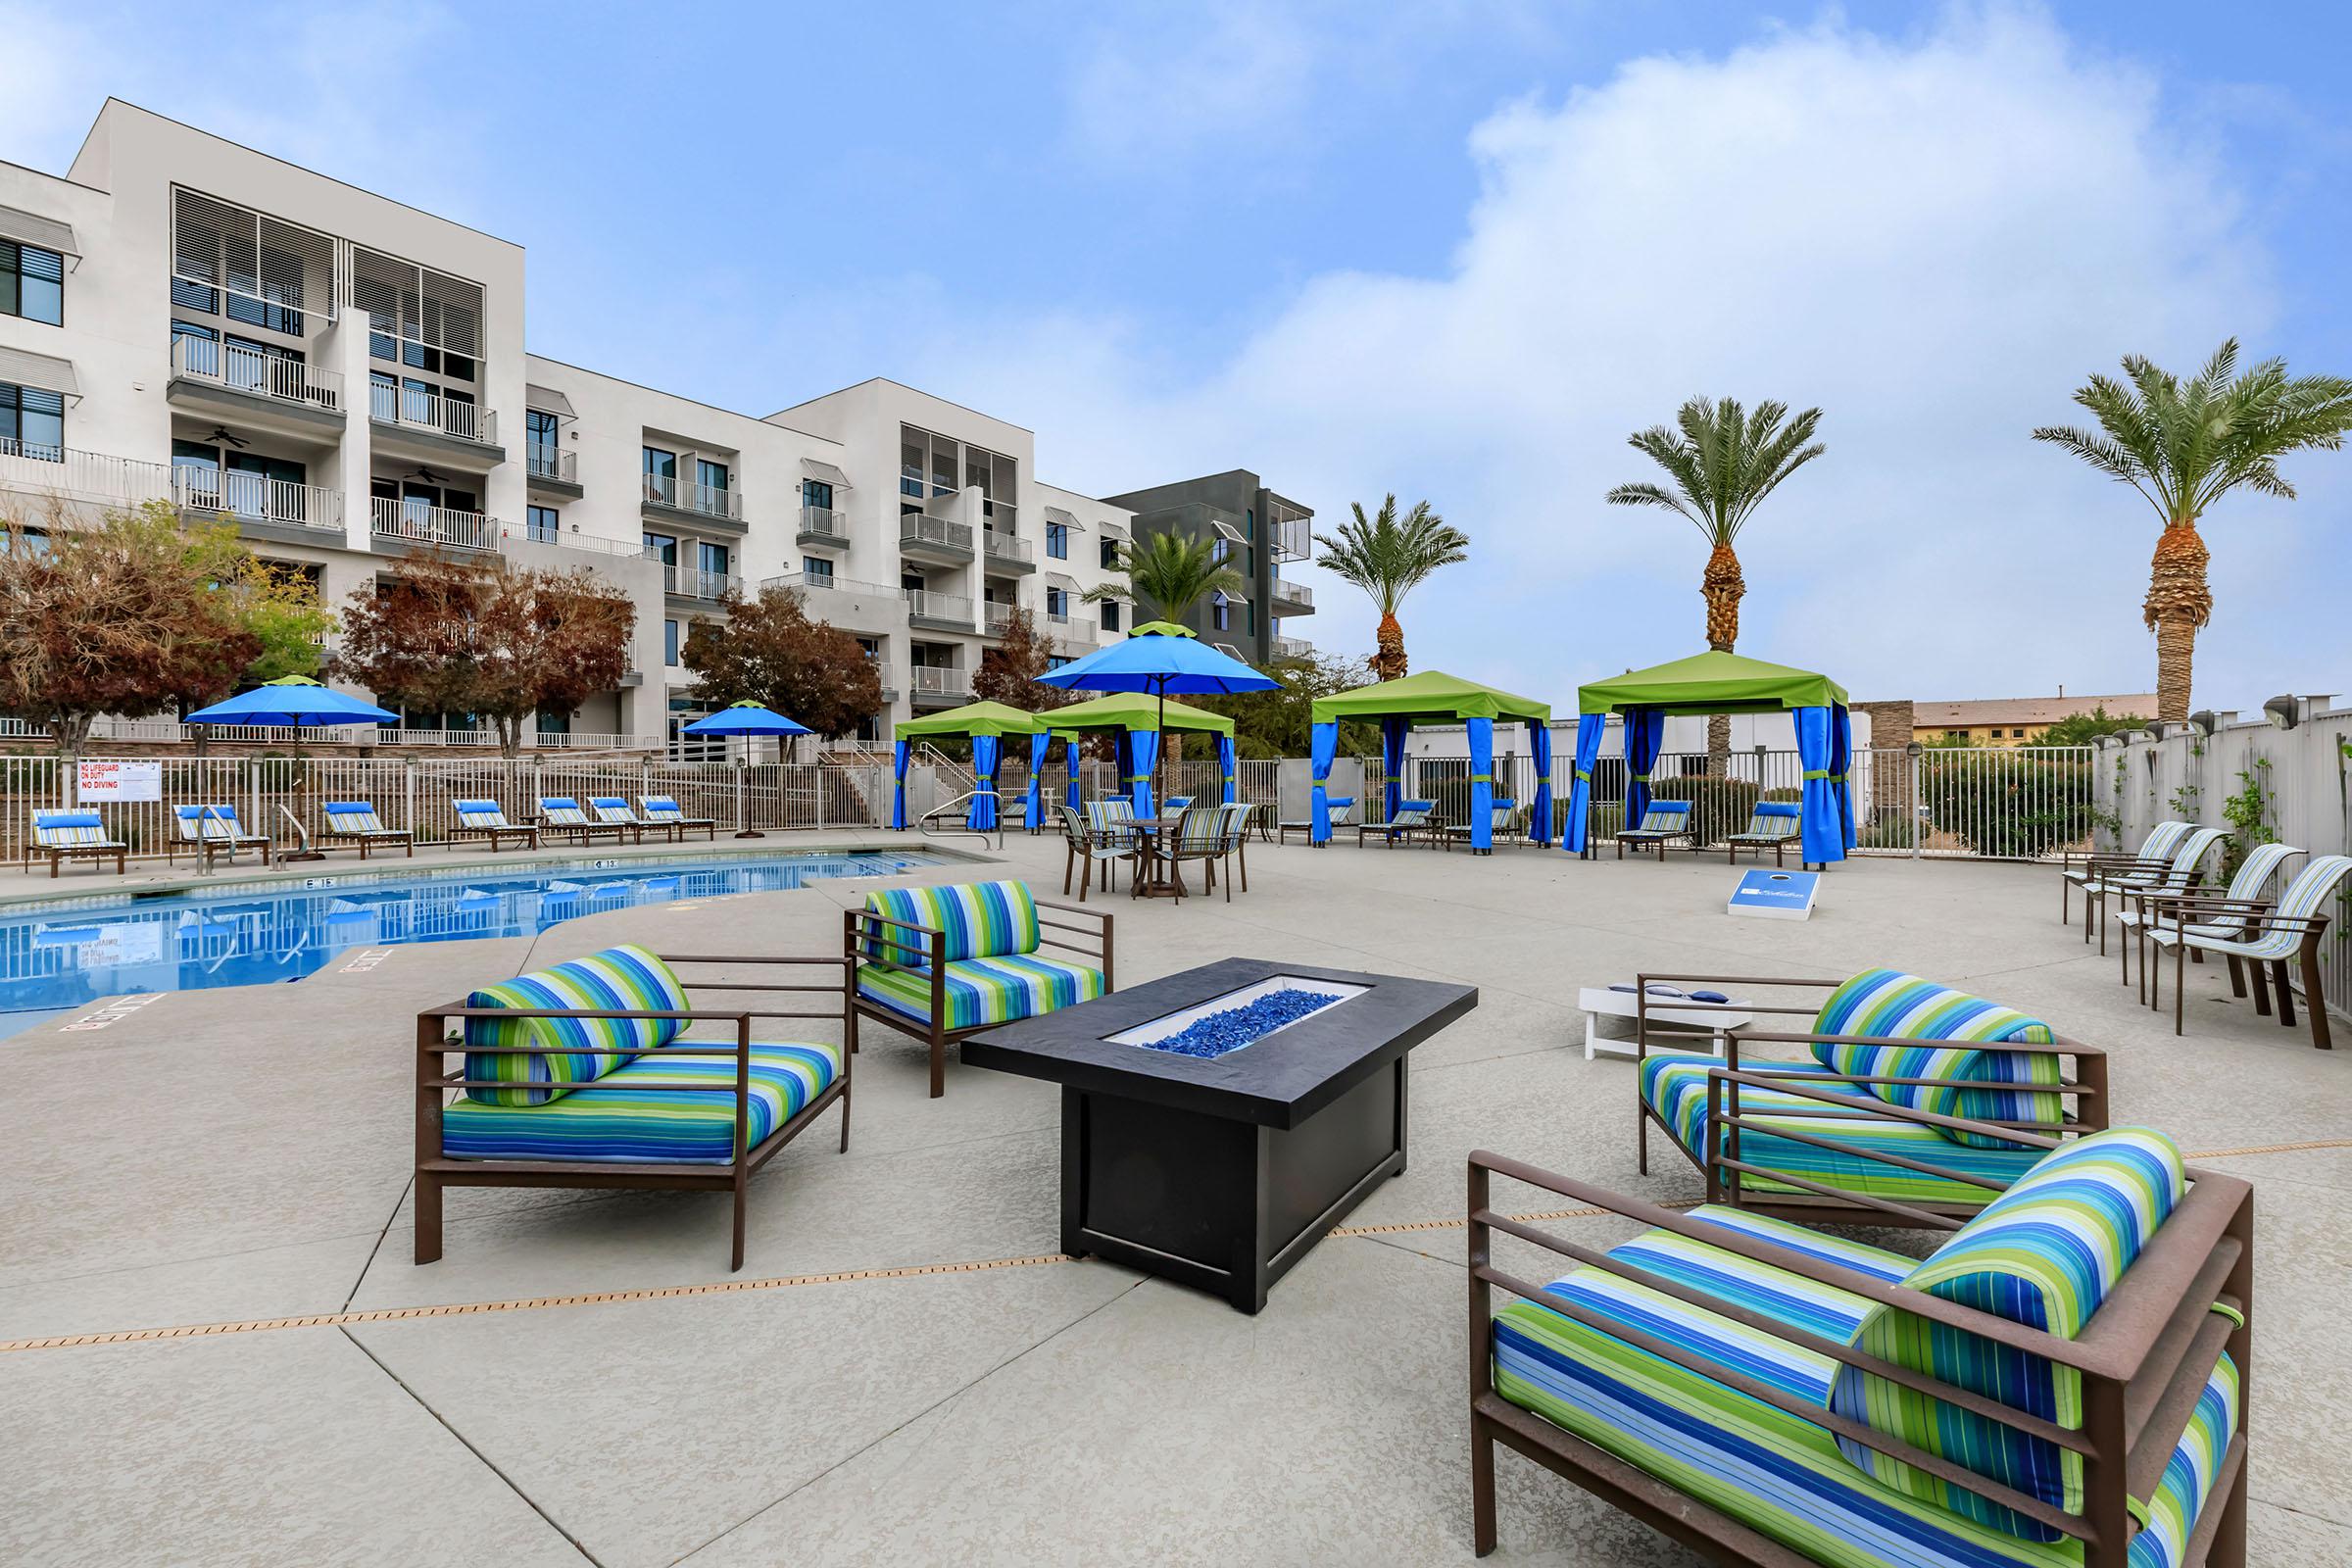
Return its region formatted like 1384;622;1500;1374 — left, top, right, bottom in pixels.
1100;468;1316;665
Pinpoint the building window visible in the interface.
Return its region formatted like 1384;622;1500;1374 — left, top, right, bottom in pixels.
172;275;220;315
1101;537;1119;569
1209;538;1230;565
643;446;677;501
1246;601;1256;635
1046;521;1069;560
1046;586;1067;617
698;541;730;577
0;381;64;461
664;619;680;665
525;409;560;476
802;478;833;511
2013;728;2028;739
536;709;571;739
1210;591;1230;632
1246;507;1254;538
697;458;729;499
1047;656;1072;671
643;531;677;564
526;505;561;543
1;241;65;326
803;556;835;586
1101;601;1121;633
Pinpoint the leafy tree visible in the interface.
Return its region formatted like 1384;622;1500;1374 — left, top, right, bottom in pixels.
1203;650;1381;760
240;561;336;686
682;583;882;739
333;552;633;756
2036;705;2141;748
972;608;1071;710
1605;396;1826;765
1082;530;1243;624
0;500;277;755
2033;340;2352;720
1312;495;1468;682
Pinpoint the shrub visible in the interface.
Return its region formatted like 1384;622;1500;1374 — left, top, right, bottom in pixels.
1917;750;2098;858
1858;810;1915;851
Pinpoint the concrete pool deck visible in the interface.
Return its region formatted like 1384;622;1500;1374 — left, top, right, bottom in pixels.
3;834;2347;1566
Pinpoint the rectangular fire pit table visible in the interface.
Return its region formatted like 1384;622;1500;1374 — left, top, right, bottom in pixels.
962;956;1477;1313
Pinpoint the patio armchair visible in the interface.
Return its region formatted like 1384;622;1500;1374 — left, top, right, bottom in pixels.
2148;853;2352;1050
1722;801;1802;865
2116;842;2300;1004
1470;1124;2253;1567
415;943;852;1271
845;879;1112;1098
2078;825;2227;958
1442;799;1525;853
638;795;718;841
449;799;539;853
1613;800;1694;860
2058;818;2191;929
1358;798;1444;849
1279;795;1355;846
169;804;271;869
24;810;128;878
318;802;413;859
1057;803;1135;902
1636;967;2108;1227
1160;804;1231;902
589;797;659;842
534;797;632;846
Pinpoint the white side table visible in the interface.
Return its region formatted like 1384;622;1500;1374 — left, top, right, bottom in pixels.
1580;986;1750;1061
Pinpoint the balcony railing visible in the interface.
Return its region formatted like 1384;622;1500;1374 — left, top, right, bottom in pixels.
369;496;498;551
983;602;1016;634
0;440;172;506
763;570;898;598
369;381;496;446
656;561;743;601
797;505;848;542
900;514;973;553
982;530;1033;564
1272;577;1315;610
642;472;743;521
910;666;970;699
1274;636;1315;660
1273;514;1314;563
903;588;973;625
172;336;345;414
525;446;577;483
173;470;344;532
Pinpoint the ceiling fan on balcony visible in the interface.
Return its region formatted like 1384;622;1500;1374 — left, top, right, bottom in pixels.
205;425;250;449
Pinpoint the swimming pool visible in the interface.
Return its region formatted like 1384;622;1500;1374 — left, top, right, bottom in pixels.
0;848;946;1030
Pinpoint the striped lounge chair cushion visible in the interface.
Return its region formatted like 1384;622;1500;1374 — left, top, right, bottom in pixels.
2162;854;2352;961
857;954;1104;1031
463;945;691;1107
1641;1054;2043;1209
1736;803;1802;838
174;806;257;840
1493;1202;2237;1568
454;800;512;827
34;812;114;847
442;1041;839;1164
1830;1129;2189;1540
1809;970;2065;1151
589;797;637;821
538;798;590;824
640;797;697;821
324;802;397;833
860;881;1040;964
1623;802;1692;836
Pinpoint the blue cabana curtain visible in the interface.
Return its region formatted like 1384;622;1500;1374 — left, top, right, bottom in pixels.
1309;720;1338;843
1218;734;1238;805
892;740;910;830
1024;730;1051;830
1530;720;1554;846
1127;728;1159;821
1795;705;1847;865
1064;738;1082;812
1466;716;1494;852
1563;713;1605;855
1624;708;1665;829
1381;716;1408;822
1831;704;1856;852
969;734;1001;831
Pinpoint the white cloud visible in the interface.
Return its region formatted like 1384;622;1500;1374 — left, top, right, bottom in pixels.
928;5;2329;710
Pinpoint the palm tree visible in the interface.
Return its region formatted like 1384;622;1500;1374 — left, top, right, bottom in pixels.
1083;530;1244;625
2034;340;2352;720
1312;495;1469;682
1605;396;1825;764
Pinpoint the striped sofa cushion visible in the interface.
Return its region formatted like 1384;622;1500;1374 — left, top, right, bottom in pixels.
443;1041;838;1164
34;812;113;847
463;945;692;1107
857;954;1103;1032
1641;1054;2043;1210
1494;1200;2236;1568
1809;970;2065;1151
861;881;1040;965
1829;1128;2188;1540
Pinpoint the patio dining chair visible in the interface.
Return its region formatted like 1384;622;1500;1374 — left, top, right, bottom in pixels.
2148;853;2352;1049
2116;841;2300;1003
535;797;631;846
637;795;718;841
2058;817;2190;929
24;810;128;878
318;802;413;859
1057;803;1134;902
449;799;539;852
1278;795;1355;846
1722;801;1802;865
2080;825;2226;957
1216;803;1255;894
1161;804;1231;902
1613;800;1694;860
169;804;272;868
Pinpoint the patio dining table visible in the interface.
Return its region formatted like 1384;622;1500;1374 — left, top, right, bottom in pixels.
1126;816;1189;901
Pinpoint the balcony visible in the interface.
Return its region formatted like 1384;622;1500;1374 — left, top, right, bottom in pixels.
0;440;172;509
982;602;1017;635
908;665;971;707
169;338;345;440
369;495;498;552
524;445;582;498
1273;514;1314;564
1274;635;1315;660
796;505;849;547
1270;577;1316;615
904;588;973;630
981;529;1035;574
655;561;743;603
642;472;744;526
899;512;974;564
173;470;345;537
369;380;502;465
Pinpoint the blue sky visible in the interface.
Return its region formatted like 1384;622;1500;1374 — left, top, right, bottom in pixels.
5;2;2346;712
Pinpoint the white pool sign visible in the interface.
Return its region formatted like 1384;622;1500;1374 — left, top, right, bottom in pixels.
1728;868;1820;921
75;760;162;803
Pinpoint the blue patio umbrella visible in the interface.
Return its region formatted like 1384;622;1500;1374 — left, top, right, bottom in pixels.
1034;621;1276;818
681;702;812;838
184;675;398;727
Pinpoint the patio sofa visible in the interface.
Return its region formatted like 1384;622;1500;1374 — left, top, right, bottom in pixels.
845;879;1111;1098
415;943;851;1270
1470;1124;2254;1566
1636;968;2108;1227
24;810;127;878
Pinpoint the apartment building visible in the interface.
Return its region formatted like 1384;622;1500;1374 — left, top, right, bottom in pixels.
1099;469;1316;666
0;102;1302;755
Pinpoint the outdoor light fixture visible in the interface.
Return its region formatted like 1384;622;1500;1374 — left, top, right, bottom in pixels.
1904;741;1922;758
2265;695;2300;731
2142;721;2169;742
2188;710;2219;737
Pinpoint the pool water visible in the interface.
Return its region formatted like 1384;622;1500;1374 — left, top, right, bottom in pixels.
0;849;943;1032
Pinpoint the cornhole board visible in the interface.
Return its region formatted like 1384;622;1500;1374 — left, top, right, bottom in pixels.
1729;868;1819;920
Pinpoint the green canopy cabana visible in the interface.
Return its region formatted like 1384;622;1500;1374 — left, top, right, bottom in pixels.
890;701;1043;832
1046;692;1236;816
1305;670;1553;853
1564;650;1855;865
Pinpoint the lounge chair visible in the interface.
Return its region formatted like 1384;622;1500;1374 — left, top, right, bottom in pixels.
1162;796;1195;812
1613;799;1694;859
1057;803;1134;902
534;797;631;845
169;804;271;868
2081;825;2227;956
637;795;717;841
2149;852;2352;1050
24;810;128;878
319;802;413;859
845;880;1111;1098
2058;817;2190;928
416;943;851;1271
1635;966;2107;1226
1278;795;1355;847
1359;798;1444;849
1722;800;1801;864
450;799;539;853
589;797;660;843
1470;1125;2253;1568
1160;804;1231;902
2117;841;2299;1003
1442;799;1525;854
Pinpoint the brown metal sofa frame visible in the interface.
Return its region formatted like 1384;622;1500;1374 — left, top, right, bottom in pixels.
1468;1138;2254;1566
1632;971;2110;1229
415;952;854;1272
844;899;1113;1099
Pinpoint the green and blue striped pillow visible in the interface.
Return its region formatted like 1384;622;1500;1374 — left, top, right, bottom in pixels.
1809;969;2065;1150
1829;1127;2187;1540
463;945;691;1107
861;881;1040;966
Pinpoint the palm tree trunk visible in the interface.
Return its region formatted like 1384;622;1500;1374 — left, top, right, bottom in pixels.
1701;544;1742;774
2143;522;2212;723
1376;612;1406;682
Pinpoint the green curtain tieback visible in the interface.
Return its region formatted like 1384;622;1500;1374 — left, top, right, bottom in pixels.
1573;768;1592;782
1469;773;1494;783
1124;775;1150;784
1802;769;1831;780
